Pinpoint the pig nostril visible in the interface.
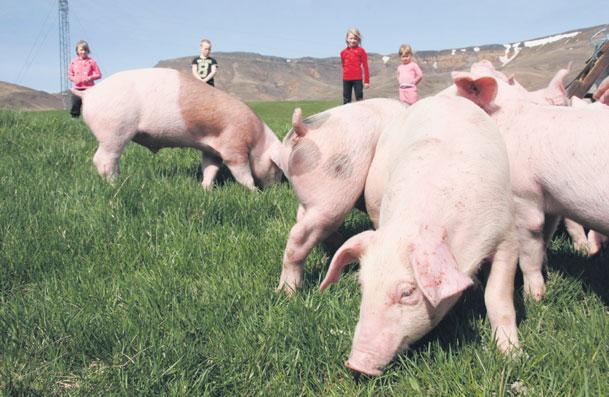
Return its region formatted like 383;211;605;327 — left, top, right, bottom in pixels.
345;360;380;379
345;363;365;382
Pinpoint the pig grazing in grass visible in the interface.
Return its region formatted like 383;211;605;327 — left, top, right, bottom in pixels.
505;67;608;257
76;68;282;190
274;99;408;293
320;95;519;376
448;61;609;300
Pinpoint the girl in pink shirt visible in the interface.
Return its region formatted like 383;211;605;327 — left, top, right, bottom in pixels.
68;40;102;118
396;44;423;105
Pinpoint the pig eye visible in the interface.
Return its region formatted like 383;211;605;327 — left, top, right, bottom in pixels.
399;286;417;305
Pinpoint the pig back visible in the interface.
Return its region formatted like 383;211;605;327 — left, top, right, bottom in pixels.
285;98;407;210
366;95;512;237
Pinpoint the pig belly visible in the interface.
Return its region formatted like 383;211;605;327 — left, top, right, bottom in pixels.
132;130;197;152
132;131;222;159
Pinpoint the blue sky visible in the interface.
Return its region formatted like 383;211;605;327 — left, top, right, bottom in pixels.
1;0;607;93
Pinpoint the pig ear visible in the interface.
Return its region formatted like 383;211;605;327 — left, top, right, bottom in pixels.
292;108;308;138
409;241;473;307
544;67;569;105
452;73;498;111
320;230;375;291
268;141;288;175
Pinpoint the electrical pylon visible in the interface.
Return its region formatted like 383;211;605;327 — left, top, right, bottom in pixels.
58;0;70;109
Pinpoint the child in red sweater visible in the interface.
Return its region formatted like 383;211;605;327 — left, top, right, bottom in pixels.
340;28;369;104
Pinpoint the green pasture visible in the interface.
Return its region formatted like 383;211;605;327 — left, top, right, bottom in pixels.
0;102;608;396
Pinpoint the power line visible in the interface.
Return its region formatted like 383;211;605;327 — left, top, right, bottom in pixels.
15;3;55;85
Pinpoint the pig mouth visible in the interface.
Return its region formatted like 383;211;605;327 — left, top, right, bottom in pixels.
345;347;394;377
345;359;383;377
346;337;411;377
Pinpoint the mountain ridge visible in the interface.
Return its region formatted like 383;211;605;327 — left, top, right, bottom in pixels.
2;24;607;109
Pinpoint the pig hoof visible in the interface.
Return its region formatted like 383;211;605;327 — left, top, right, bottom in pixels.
275;276;301;296
523;276;546;301
495;337;521;356
524;286;546;302
276;266;303;295
275;282;297;296
572;241;588;252
586;243;600;257
507;349;528;363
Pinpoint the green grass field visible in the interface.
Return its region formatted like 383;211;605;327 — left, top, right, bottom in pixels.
1;102;608;396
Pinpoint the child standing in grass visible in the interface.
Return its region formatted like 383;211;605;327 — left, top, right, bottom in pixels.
68;40;102;118
340;27;369;104
396;44;423;105
192;39;218;86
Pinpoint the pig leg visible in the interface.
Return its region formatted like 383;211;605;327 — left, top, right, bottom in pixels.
296;204;305;222
543;215;560;246
587;230;608;256
564;218;590;253
296;204;343;247
200;154;221;190
517;204;547;301
541;214;561;271
92;140;126;182
485;235;520;353
277;208;344;294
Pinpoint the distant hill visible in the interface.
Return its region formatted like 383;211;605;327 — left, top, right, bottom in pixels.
2;24;608;110
157;25;608;101
0;81;63;110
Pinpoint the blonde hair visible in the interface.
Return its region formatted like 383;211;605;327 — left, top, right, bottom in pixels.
399;44;413;56
75;40;90;54
200;39;212;47
345;28;362;45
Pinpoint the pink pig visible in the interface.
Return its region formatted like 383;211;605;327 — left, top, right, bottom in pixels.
274;98;408;293
504;69;608;257
511;71;608;256
469;63;598;256
447;61;609;300
75;68;282;189
320;95;519;376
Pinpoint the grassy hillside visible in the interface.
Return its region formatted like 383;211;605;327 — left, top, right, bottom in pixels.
1;103;608;395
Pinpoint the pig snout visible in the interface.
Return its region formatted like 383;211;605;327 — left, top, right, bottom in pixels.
345;350;385;377
344;322;406;377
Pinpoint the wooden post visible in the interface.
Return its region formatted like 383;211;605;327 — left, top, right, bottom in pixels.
566;40;609;99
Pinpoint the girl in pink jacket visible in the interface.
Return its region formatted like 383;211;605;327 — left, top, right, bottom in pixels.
396;44;423;105
68;40;102;118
